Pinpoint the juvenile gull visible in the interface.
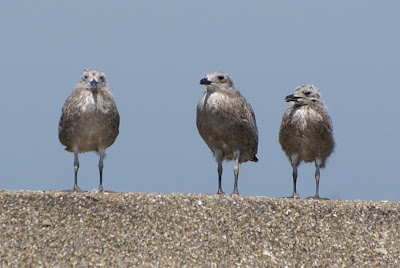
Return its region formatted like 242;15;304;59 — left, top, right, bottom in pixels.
279;85;334;199
58;69;120;192
197;72;258;195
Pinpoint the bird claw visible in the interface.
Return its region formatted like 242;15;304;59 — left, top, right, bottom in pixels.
287;193;300;199
72;186;83;192
306;195;329;200
61;186;83;192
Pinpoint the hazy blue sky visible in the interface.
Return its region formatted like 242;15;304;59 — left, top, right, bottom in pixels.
1;1;399;201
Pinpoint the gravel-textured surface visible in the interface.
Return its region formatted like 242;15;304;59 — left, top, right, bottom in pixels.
0;190;399;267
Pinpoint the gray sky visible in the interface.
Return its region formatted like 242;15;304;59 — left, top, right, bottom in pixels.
1;1;399;201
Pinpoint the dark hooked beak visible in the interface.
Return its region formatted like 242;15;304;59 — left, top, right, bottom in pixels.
90;79;98;86
285;94;300;102
200;78;212;85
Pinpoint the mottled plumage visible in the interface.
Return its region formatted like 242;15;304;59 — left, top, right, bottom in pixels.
59;69;120;192
279;85;334;199
197;72;258;195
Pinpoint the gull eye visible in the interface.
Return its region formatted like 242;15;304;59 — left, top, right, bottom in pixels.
99;75;105;82
304;91;311;96
217;75;225;81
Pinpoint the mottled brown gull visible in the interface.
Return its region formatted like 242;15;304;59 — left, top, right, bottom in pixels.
279;85;334;199
196;72;258;195
58;69;120;192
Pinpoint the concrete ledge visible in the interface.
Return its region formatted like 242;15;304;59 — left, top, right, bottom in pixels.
0;190;399;267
